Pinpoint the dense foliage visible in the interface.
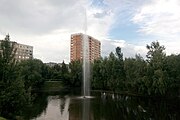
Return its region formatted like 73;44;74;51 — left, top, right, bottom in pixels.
0;35;28;119
92;41;180;96
0;35;49;119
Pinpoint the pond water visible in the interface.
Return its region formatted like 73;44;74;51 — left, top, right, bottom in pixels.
23;91;180;120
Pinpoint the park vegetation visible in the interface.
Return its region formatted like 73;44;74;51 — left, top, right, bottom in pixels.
92;43;180;97
0;35;180;119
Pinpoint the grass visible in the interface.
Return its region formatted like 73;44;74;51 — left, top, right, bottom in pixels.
0;117;7;120
42;81;64;91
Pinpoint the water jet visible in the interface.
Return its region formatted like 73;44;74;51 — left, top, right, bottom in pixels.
82;9;90;98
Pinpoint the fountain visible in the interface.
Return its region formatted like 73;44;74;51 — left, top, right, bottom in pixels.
82;34;90;98
82;9;91;120
75;9;94;100
82;9;90;98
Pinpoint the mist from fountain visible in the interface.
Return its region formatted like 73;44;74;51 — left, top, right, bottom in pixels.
82;9;90;98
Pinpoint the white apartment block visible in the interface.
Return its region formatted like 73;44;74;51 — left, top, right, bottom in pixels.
0;36;33;62
14;42;33;62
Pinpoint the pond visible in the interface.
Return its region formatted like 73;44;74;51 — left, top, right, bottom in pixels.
23;91;179;120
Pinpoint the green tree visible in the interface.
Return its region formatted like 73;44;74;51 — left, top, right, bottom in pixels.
124;54;147;94
66;60;82;87
52;64;62;79
0;35;28;119
115;47;126;91
0;34;17;81
116;47;123;60
92;57;104;89
106;52;117;91
105;50;125;92
18;59;44;90
92;57;110;90
164;54;180;96
146;41;167;95
61;61;68;74
41;64;54;80
92;47;125;91
100;57;109;89
61;60;69;80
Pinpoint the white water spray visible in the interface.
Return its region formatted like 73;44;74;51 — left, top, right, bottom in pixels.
82;9;90;98
82;8;91;120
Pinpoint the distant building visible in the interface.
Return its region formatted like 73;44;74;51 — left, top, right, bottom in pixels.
70;33;101;62
0;35;33;62
45;62;58;67
45;62;70;72
14;42;33;62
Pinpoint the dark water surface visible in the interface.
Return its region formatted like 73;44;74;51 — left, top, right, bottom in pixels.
23;91;180;120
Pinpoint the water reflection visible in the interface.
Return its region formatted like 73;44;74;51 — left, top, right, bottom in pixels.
23;92;179;120
32;95;70;120
22;93;48;120
82;98;90;120
92;92;179;120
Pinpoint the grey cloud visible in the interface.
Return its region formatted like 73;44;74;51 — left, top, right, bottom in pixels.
0;0;86;35
93;11;110;18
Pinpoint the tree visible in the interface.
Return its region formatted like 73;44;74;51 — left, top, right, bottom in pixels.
41;64;54;80
61;60;69;80
106;52;117;91
18;59;44;90
51;64;62;79
92;47;126;92
146;41;165;68
0;34;17;82
0;35;28;119
92;58;104;89
164;54;180;96
115;47;126;91
106;49;125;92
67;60;82;87
146;41;167;95
61;61;68;74
116;47;123;60
124;54;147;94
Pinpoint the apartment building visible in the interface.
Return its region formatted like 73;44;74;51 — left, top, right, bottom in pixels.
0;35;33;62
70;33;101;62
14;42;33;62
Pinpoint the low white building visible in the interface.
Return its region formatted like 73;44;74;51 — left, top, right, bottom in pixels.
0;35;33;62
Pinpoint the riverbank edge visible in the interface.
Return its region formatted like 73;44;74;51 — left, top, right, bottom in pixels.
34;81;65;92
91;89;180;99
0;117;7;120
33;81;180;98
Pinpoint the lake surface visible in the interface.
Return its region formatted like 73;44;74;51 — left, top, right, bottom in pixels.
23;91;179;120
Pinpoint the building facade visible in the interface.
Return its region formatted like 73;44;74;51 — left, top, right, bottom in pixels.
0;35;33;62
14;42;33;62
70;33;101;62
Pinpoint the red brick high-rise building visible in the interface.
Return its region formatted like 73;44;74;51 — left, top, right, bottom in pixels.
70;33;101;62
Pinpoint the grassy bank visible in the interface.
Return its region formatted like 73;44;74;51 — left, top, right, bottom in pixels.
0;117;7;120
41;81;64;92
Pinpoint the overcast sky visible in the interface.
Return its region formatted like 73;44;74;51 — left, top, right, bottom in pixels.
0;0;180;63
